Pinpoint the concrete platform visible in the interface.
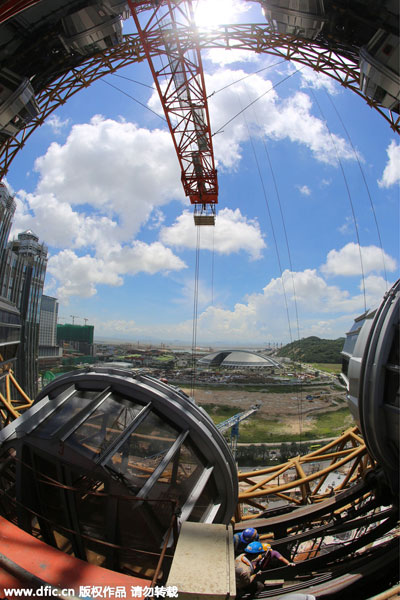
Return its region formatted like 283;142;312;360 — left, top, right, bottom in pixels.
166;522;236;600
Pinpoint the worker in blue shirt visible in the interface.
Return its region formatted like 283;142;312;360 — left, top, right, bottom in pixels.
233;527;259;555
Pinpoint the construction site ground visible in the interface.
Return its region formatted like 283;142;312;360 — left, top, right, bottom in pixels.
181;386;353;440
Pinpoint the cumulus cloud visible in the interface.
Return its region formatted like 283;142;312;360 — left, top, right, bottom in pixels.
299;67;339;95
321;242;397;277
47;242;186;303
9;115;194;301
33;116;183;238
14;190;118;250
160;208;266;259
191;268;391;341
92;260;394;343
147;66;355;172
206;69;354;169
378;140;400;188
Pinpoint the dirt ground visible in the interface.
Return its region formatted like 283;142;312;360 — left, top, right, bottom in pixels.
181;386;344;416
181;386;348;434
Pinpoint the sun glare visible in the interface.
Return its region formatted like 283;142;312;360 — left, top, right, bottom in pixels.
193;0;247;28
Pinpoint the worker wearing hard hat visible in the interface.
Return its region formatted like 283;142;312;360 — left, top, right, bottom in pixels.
234;541;265;597
257;542;296;571
233;527;259;555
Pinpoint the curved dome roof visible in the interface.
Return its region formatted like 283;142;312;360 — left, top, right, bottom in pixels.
198;350;280;368
0;367;238;576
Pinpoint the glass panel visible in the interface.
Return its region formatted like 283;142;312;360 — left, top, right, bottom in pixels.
116;496;172;578
32;454;74;553
70;471;108;566
190;474;218;522
36;390;99;438
146;440;204;528
67;395;143;459
106;412;178;494
0;447;17;521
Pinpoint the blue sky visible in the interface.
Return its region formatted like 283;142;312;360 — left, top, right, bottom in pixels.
5;0;400;346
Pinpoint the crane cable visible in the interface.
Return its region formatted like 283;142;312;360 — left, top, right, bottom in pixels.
310;89;367;313
207;58;288;99
101;79;167;122
240;105;293;344
212;66;305;138
244;82;304;444
323;88;389;290
211;227;215;306
190;226;201;399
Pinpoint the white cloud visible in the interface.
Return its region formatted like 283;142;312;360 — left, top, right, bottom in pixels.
104;269;380;343
92;263;394;343
48;242;186;303
47;250;123;301
147;67;355;172
192;268;391;341
378;139;400;188
362;274;390;298
13;190;118;250
321;242;397;277
33;116;183;239
10;115;192;301
299;67;339;95
297;184;311;196
206;70;355;169
160;208;266;260
338;216;353;235
107;241;187;275
205;48;260;66
45;114;71;134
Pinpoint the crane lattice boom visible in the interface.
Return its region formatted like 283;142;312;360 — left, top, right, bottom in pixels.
128;0;218;222
217;404;260;433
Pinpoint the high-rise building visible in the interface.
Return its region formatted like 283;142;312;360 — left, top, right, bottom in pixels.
0;297;21;371
57;323;94;357
0;183;21;404
0;182;16;251
1;230;48;398
38;294;62;368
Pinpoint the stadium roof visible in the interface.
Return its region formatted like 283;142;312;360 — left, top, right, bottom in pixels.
198;350;280;368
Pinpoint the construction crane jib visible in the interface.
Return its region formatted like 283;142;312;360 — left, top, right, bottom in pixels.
128;0;218;225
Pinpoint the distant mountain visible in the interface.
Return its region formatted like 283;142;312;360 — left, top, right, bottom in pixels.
276;336;345;364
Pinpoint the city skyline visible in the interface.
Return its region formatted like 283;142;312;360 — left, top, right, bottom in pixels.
4;0;400;345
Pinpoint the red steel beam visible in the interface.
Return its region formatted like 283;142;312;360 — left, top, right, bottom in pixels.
128;0;218;206
0;0;41;25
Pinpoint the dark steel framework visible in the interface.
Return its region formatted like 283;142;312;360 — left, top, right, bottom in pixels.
0;367;238;578
0;22;399;181
235;479;399;598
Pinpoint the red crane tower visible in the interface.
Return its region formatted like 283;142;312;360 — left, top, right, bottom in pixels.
127;0;218;225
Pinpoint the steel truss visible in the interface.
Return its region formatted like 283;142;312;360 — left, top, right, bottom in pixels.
235;479;399;598
129;0;218;210
236;426;373;521
0;367;33;428
0;23;399;180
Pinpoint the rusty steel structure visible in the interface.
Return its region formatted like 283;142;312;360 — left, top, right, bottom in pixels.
0;22;399;181
236;426;373;521
0;367;33;428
